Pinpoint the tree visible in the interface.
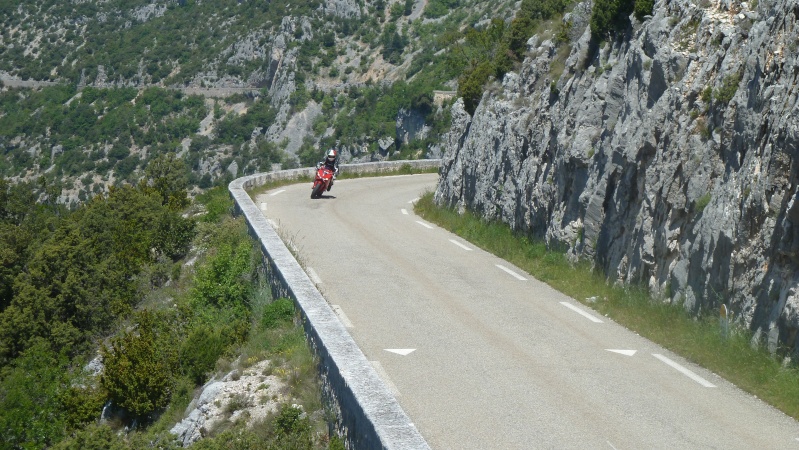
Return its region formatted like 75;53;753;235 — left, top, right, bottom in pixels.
0;339;68;448
0;184;194;364
101;310;177;419
191;241;254;310
144;153;190;210
634;0;654;20
590;0;634;39
458;62;493;115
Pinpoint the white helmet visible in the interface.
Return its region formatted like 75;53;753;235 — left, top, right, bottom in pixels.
326;149;337;162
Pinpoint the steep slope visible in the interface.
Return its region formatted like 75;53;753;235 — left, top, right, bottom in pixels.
436;0;799;352
1;0;500;202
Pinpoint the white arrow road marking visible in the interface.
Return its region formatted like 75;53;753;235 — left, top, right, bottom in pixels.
652;354;716;387
269;189;286;196
260;202;267;211
266;219;279;230
306;267;322;285
560;302;604;323
370;360;400;397
496;264;527;281
331;305;353;328
416;221;434;229
408;197;420;204
401;208;409;215
385;349;416;356
449;239;473;251
606;349;637;356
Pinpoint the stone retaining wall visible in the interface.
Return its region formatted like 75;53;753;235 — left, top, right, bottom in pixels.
229;160;439;449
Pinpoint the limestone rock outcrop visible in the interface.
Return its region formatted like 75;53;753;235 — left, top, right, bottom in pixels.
436;0;799;353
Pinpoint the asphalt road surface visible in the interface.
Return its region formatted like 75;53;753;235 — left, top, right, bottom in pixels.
257;173;799;449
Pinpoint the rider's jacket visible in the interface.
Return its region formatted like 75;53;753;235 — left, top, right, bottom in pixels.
319;157;339;174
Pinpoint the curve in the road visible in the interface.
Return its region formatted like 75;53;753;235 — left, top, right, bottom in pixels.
259;173;799;450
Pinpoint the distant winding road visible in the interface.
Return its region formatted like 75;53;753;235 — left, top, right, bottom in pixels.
0;75;257;98
258;174;799;449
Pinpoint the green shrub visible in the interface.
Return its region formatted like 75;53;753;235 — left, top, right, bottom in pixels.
714;73;741;105
180;324;227;384
52;422;182;450
695;193;712;213
458;61;494;115
634;0;654;19
191;241;255;309
425;0;459;18
153;210;196;260
60;384;107;430
101;311;178;418
590;0;634;38
196;186;234;223
262;298;295;329
274;404;310;437
0;339;68;448
701;86;712;103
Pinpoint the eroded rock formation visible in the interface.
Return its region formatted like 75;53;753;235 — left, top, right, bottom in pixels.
436;0;799;353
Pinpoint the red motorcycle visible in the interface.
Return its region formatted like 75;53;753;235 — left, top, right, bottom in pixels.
311;165;334;199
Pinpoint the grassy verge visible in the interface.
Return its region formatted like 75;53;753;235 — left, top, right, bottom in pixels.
414;192;799;420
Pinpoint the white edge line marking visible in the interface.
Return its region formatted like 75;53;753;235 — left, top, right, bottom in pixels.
331;305;354;328
306;267;322;285
495;264;527;281
260;202;267;210
416;220;434;229
266;219;279;230
385;348;416;356
652;354;716;387
269;189;286;196
408;197;419;204
370;360;401;397
449;239;473;251
560;302;604;323
401;208;409;215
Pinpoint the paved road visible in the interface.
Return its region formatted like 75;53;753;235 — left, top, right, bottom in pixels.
0;75;257;98
257;174;799;449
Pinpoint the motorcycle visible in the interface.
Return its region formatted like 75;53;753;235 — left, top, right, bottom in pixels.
311;164;334;199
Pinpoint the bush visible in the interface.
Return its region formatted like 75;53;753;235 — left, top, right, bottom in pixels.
590;0;634;39
634;0;654;19
180;324;226;384
274;404;310;437
153;210;196;260
191;241;255;309
262;298;295;329
695;193;712;213
458;61;494;115
425;0;459;18
101;311;178;419
714;73;741;105
0;340;68;448
60;384;107;430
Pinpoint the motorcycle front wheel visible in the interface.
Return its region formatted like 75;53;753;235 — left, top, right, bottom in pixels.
311;183;325;199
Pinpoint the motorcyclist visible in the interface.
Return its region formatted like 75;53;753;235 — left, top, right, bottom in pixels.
316;148;340;191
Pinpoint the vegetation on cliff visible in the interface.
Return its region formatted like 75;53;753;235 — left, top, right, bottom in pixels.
0;177;333;449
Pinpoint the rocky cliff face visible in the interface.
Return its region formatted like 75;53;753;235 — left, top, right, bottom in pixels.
436;0;799;353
